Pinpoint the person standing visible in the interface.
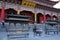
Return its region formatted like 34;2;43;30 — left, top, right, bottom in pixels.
33;26;37;36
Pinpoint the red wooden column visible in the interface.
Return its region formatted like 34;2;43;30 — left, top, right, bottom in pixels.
0;2;5;28
0;2;5;22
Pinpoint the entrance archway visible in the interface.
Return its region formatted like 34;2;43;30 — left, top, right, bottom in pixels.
46;14;51;20
5;8;17;14
20;10;34;24
37;13;44;23
53;15;57;20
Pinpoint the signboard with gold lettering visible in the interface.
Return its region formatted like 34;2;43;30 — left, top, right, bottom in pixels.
21;0;36;8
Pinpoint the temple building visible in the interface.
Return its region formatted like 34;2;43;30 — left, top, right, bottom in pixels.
0;0;60;24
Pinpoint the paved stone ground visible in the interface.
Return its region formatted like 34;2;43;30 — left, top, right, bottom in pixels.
0;24;60;40
0;30;60;40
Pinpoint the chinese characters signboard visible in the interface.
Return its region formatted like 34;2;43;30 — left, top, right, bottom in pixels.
21;0;36;8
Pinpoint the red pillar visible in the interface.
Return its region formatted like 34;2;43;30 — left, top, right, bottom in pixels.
0;6;5;22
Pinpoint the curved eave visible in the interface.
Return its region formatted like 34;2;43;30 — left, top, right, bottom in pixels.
28;0;60;10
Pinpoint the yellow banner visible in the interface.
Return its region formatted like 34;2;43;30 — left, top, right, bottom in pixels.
21;0;36;8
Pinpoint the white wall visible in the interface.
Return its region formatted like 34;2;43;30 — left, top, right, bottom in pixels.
45;10;51;15
52;12;57;16
20;6;35;12
35;9;44;14
5;3;17;10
